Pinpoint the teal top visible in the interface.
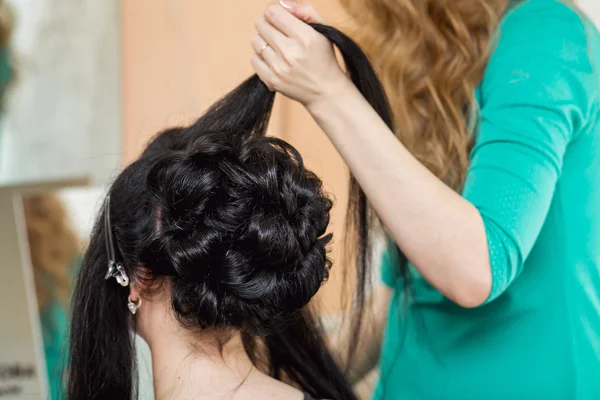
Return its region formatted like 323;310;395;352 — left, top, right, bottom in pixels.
40;300;68;400
376;1;600;399
39;255;80;400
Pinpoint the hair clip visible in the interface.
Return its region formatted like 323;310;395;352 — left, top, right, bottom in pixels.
104;195;129;287
105;261;129;287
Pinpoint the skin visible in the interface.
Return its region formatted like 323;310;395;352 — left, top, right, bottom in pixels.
250;0;494;381
129;285;305;400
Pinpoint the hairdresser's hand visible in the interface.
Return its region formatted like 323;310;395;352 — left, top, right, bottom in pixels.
251;1;350;108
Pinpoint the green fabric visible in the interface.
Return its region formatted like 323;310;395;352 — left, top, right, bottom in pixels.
376;1;600;399
40;300;68;400
39;255;80;400
0;47;12;100
0;46;13;149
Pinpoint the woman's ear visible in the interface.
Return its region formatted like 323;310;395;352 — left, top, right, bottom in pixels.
128;271;149;303
129;285;141;302
128;267;149;315
131;265;160;294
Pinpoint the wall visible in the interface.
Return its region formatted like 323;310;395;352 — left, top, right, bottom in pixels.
0;0;120;186
580;0;600;26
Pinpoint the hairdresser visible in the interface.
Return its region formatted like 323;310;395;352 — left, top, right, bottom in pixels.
251;0;600;398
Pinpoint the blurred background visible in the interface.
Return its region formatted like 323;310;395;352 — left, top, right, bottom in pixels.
0;1;599;399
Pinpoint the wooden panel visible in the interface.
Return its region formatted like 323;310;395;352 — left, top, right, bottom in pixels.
122;0;283;161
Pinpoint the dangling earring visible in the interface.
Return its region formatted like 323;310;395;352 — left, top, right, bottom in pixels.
127;295;142;315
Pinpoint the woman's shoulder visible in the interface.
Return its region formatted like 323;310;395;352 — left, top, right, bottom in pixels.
499;0;589;51
499;0;600;65
505;0;583;21
482;0;600;131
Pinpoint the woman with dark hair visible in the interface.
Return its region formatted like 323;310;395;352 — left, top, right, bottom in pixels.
67;24;393;400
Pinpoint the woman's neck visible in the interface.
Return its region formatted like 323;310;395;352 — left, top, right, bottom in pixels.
148;328;257;400
138;298;304;399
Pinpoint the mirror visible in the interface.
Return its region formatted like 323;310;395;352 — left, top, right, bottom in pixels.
20;187;95;399
1;184;154;400
0;179;85;400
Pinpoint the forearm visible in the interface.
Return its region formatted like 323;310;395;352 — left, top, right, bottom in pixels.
307;83;491;307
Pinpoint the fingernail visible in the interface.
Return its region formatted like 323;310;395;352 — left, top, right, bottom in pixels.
279;0;295;10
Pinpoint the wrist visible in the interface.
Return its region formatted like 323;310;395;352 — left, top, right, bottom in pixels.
306;75;355;116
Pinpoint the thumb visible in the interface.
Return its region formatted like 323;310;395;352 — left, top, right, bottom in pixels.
279;1;325;24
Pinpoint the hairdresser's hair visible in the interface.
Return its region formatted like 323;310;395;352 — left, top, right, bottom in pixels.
0;1;14;48
23;194;79;310
67;24;395;400
340;0;510;190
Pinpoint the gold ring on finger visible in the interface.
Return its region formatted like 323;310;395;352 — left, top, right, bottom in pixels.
259;43;269;56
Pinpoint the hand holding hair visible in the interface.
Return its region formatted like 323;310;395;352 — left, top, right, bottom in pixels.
251;2;350;108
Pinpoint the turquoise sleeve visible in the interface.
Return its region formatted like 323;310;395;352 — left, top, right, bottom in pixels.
462;1;596;303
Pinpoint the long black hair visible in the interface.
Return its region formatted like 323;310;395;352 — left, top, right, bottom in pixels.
67;24;397;400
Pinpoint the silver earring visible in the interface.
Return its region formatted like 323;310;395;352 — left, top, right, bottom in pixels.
127;295;142;315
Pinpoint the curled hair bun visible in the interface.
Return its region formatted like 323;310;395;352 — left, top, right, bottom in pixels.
142;129;333;335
